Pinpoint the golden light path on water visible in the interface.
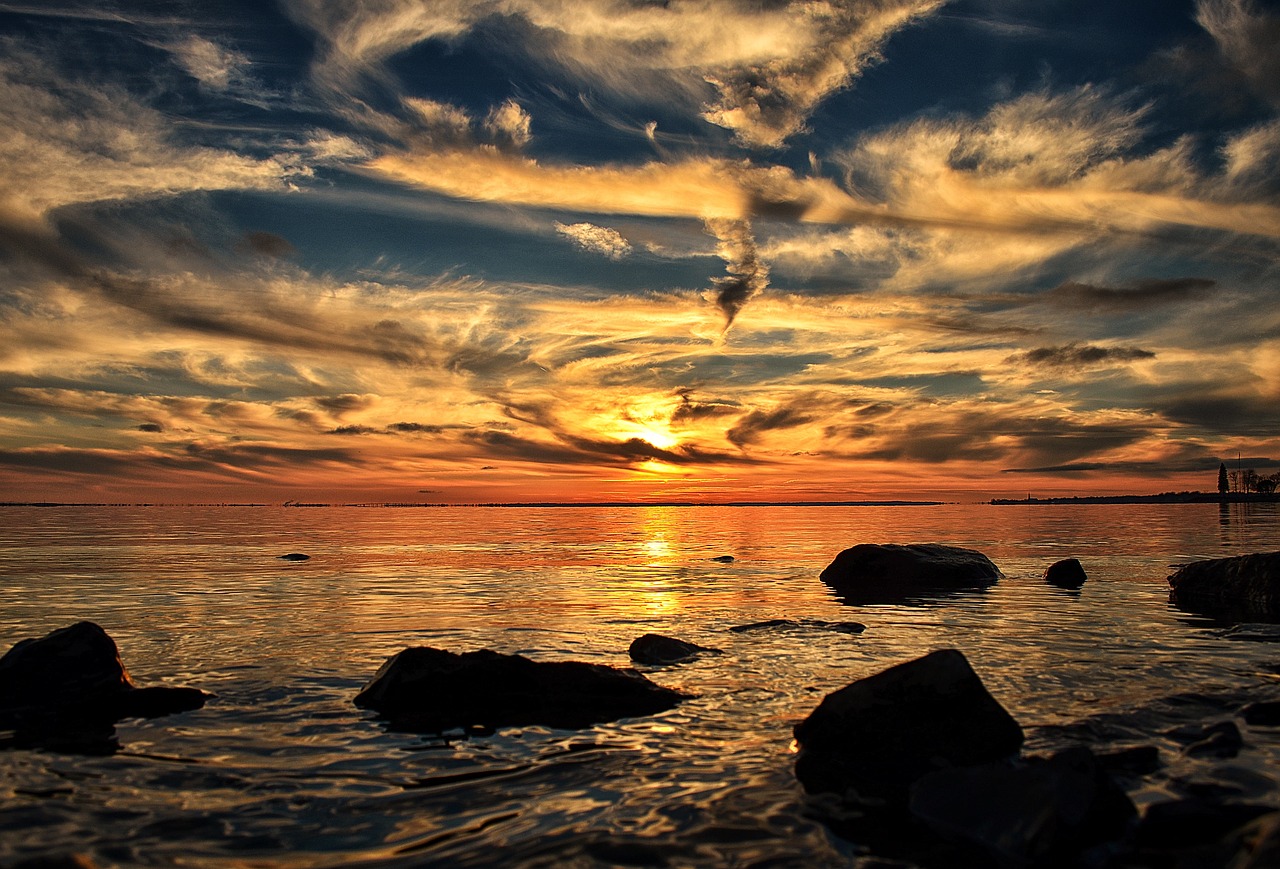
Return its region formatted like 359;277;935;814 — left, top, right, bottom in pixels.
0;502;1278;865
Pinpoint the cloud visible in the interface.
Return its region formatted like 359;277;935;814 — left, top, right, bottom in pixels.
292;0;944;148
240;231;296;258
166;35;259;98
1046;278;1218;310
703;0;946;147
485;99;532;148
1196;0;1280;106
0;47;312;218
727;398;819;448
554;222;632;259
705;217;768;328
1009;343;1156;369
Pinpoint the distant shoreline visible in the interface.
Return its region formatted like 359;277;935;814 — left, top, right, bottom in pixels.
0;500;947;509
990;492;1280;505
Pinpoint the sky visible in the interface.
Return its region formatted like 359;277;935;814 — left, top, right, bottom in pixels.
1;0;1278;505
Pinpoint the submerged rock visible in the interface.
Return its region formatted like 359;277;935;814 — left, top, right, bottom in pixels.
278;553;310;561
1044;557;1087;589
354;646;690;732
710;555;735;563
0;622;207;753
1168;551;1280;620
908;746;1137;866
728;618;866;634
792;649;1023;801
820;543;1002;604
628;633;720;665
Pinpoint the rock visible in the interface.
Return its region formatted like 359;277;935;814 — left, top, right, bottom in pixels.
729;618;797;633
1044;557;1087;589
1168;551;1280;620
0;622;207;753
628;633;720;665
908;747;1137;866
793;649;1023;801
278;553;310;561
820;543;1002;604
1229;811;1280;869
1097;744;1162;776
710;555;735;563
1242;700;1280;726
728;618;867;634
1169;720;1245;758
354;646;690;732
1134;799;1274;851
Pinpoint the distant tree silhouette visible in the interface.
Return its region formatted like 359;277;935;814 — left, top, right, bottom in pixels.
1218;462;1229;495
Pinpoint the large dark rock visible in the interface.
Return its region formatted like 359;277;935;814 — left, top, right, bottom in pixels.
0;622;207;753
820;543;1002;604
908;747;1137;866
627;634;720;665
1044;557;1087;589
354;646;690;732
1168;551;1280;620
793;649;1023;801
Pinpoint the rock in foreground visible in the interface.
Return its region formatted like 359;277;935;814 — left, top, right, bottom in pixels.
0;622;207;752
1169;551;1280;620
909;747;1136;865
1045;557;1087;589
355;647;690;732
820;543;1002;604
793;648;1023;801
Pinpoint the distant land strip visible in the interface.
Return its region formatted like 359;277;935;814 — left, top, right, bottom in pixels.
0;500;946;509
991;492;1280;505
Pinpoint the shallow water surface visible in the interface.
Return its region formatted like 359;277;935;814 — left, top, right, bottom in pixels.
1;503;1278;865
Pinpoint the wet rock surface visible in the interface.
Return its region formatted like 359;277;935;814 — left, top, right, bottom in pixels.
793;649;1023;801
354;646;691;732
820;543;1002;604
908;746;1136;865
1169;551;1280;620
727;618;866;634
796;650;1280;868
0;622;207;754
1045;557;1088;589
627;633;721;665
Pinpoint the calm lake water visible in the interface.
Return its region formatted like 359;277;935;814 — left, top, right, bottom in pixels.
1;502;1279;866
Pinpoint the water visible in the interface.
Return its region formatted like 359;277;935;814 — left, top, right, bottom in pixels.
1;502;1278;866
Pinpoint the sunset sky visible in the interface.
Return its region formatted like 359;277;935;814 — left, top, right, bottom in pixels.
1;0;1278;504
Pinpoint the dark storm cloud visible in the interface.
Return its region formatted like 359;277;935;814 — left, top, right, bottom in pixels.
1047;278;1217;310
389;422;445;434
706;218;768;329
465;428;758;467
239;231;295;258
0;440;366;480
316;394;376;413
850;410;1149;467
1010;343;1156;369
1157;391;1280;436
726;400;819;448
670;389;740;423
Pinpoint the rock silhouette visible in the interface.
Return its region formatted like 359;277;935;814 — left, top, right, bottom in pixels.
0;621;207;753
355;646;690;732
792;648;1023;801
820;543;1002;604
1169;551;1280;620
628;634;720;665
1045;557;1087;588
